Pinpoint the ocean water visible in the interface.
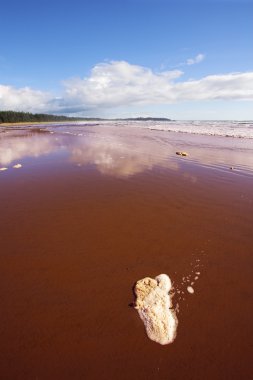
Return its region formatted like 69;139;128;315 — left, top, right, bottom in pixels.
2;120;252;139
71;120;253;139
134;120;253;139
1;120;253;177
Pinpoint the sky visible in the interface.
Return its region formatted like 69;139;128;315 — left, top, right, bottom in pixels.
0;0;252;119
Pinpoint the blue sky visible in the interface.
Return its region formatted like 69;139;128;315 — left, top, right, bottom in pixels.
0;0;252;119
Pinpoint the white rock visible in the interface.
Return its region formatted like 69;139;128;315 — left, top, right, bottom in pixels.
134;274;178;345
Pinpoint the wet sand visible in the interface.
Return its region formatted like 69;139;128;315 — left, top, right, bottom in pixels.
0;125;253;379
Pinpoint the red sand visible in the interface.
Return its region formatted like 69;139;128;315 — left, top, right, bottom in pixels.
0;126;253;379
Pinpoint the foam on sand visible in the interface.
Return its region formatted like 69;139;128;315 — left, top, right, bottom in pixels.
134;274;178;345
187;286;194;294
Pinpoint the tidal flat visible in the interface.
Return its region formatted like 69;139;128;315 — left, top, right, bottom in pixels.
0;123;253;379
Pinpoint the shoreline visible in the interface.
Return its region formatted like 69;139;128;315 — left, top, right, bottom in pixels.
0;121;84;127
1;119;252;140
1;123;253;177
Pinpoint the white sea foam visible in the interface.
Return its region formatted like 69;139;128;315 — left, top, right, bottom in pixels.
134;274;178;345
187;286;194;294
72;120;253;139
37;119;253;139
146;120;253;139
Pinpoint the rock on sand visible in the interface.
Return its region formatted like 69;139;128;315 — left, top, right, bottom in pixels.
176;151;188;156
134;274;178;345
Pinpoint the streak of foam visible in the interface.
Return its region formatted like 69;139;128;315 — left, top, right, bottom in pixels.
173;248;207;309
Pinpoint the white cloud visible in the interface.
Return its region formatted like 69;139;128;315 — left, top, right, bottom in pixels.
0;85;54;113
174;72;253;101
62;61;183;109
62;61;253;107
186;53;205;65
0;61;253;115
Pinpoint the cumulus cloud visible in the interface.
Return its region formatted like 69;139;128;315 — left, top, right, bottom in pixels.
62;61;183;109
0;85;56;113
0;61;253;114
186;53;205;65
62;61;253;107
173;72;253;101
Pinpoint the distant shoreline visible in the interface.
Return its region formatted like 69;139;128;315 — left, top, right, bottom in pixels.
0;111;172;125
0;118;172;127
0;121;82;127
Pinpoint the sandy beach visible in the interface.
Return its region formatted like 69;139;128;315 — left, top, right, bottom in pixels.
0;124;252;379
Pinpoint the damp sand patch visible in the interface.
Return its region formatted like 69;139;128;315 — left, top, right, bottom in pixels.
134;274;178;345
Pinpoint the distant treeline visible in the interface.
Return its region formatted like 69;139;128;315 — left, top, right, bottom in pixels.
122;117;171;121
0;111;99;124
0;111;172;124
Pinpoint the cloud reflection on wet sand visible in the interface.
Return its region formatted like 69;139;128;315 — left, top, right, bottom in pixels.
0;134;58;166
69;134;179;177
0;129;181;178
1;125;253;178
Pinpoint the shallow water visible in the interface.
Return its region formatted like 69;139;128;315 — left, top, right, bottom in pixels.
1;123;253;176
2;119;253;138
0;125;253;379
